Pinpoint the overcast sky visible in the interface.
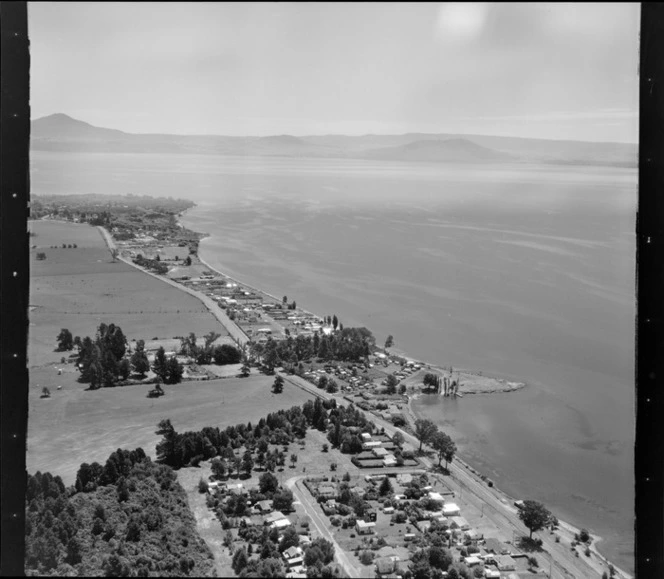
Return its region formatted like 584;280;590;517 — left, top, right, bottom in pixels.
28;2;640;142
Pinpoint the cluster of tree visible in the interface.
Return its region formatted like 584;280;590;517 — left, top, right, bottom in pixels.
152;347;185;384
36;252;47;260
414;418;457;469
25;450;215;577
325;402;376;453
154;403;314;470
132;253;169;275
423;373;442;393
281;295;297;310
178;332;242;365
230;532;335;578
250;327;376;372
75;323;130;389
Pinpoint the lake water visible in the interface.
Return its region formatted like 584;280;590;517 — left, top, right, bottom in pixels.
31;151;636;572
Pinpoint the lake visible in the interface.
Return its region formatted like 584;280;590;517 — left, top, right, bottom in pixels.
31;151;636;572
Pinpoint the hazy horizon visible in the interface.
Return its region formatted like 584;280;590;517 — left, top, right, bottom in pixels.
29;3;640;143
31;112;638;145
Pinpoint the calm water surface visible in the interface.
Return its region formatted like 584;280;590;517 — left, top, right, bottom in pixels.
31;152;636;572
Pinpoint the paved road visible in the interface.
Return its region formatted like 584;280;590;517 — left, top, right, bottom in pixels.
97;227;250;346
286;475;371;578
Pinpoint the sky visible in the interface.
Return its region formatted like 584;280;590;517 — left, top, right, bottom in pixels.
28;2;640;142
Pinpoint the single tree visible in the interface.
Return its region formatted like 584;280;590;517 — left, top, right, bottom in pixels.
385;374;398;394
241;450;254;476
290;453;298;468
414;418;438;452
326;378;338;394
259;472;279;494
518;500;552;539
165;356;184;384
56;328;74;351
41;387;51;398
240;363;251;378
432;431;455;467
384;335;394;349
131;340;150;377
379;476;393;496
185;255;192;266
273;375;285;394
392;431;405;448
211;457;227;480
153;347;169;381
332;315;338;331
118;358;131;380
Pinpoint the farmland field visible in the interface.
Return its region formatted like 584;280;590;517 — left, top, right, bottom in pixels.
27;368;312;485
28;220;229;366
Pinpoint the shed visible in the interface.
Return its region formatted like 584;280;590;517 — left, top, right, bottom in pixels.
383;506;395;515
361;433;372;441
373;447;389;458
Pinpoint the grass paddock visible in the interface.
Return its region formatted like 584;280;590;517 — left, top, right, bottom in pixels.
27;369;313;485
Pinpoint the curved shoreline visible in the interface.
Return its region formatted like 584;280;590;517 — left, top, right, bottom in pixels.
178;207;631;578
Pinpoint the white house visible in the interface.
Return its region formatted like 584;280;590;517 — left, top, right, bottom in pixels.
356;520;376;535
442;503;461;517
428;492;444;503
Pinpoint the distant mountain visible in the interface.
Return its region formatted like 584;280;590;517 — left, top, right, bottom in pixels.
361;138;515;163
30;113;637;167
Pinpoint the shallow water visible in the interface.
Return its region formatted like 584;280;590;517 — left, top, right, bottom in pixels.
31;151;636;572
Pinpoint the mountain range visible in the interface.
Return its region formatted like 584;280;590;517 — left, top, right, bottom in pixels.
31;113;637;168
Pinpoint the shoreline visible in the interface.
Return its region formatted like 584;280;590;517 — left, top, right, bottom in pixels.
166;209;629;577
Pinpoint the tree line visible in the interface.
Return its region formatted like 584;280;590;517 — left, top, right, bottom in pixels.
249;326;376;373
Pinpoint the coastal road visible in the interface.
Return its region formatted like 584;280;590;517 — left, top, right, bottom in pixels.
280;374;612;579
286;475;371;579
97;226;250;347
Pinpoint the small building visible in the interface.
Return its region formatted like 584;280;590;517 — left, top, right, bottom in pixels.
484;569;501;579
383;455;397;467
317;485;337;499
383;506;395;515
356;520;376;535
428;491;444;503
373;447;389;458
442;503;461;517
361;433;372;441
270;518;292;530
483;538;510;555
283;546;304;567
363;440;382;450
396;474;412;485
450;516;470;530
496;555;517;571
255;500;273;513
265;511;288;525
416;520;432;532
404;533;416;542
464;556;482;567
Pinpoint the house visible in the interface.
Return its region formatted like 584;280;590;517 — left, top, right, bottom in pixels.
465;529;481;542
317;485;337;499
298;535;311;546
428;491;444;503
442;503;460;517
483;538;510;555
373;447;389;458
254;499;273;513
450;516;470;530
464;556;482;567
361;433;372;442
496;555;517;571
375;557;397;575
396;474;412;485
416;520;432;532
383;506;395;515
283;546;304;567
356;520;376;535
383;455;398;467
271;518;292;530
265;511;291;529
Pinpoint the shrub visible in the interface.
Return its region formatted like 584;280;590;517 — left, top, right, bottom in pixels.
198;478;209;494
585;547;591;557
359;551;374;565
528;556;538;567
